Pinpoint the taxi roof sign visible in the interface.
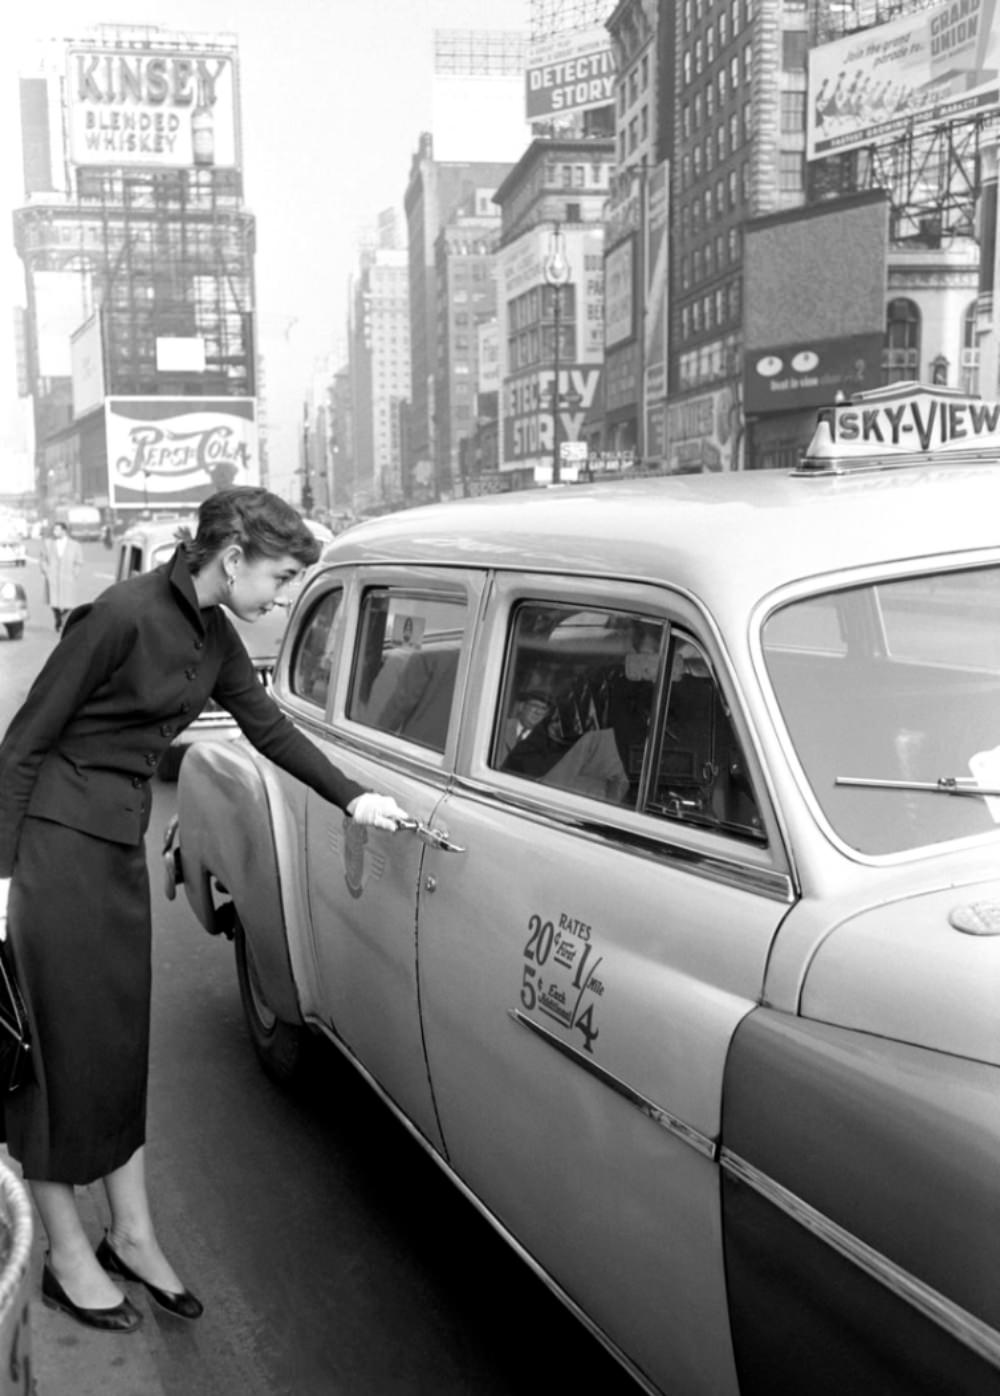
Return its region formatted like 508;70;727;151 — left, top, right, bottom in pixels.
797;381;1000;475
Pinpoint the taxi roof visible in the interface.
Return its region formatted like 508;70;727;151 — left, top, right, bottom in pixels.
325;464;1000;616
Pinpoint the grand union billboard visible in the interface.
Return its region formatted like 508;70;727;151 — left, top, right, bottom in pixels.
807;0;999;160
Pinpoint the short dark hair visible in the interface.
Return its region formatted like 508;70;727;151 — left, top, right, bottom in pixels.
180;487;319;573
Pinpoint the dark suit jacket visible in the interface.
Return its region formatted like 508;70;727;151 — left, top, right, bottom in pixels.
0;548;365;876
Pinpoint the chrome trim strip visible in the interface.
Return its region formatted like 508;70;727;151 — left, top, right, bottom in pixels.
720;1148;1000;1371
455;777;795;903
511;1010;718;1161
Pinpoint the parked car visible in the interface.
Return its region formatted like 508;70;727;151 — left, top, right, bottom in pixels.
115;518;287;778
175;383;1000;1396
0;530;26;568
0;579;27;641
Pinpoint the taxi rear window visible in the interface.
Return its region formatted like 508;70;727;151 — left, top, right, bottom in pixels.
348;588;467;752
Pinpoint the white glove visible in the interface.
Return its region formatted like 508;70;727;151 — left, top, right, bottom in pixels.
348;793;411;831
0;878;10;943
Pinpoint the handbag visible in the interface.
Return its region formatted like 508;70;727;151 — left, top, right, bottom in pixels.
0;943;32;1093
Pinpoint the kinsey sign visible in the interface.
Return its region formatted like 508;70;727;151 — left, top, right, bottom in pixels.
809;387;1000;460
66;45;239;168
106;397;258;507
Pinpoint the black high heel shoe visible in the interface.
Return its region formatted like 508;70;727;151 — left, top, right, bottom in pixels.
42;1262;143;1333
96;1236;204;1321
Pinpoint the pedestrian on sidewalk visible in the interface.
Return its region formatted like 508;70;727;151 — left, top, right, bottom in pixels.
39;521;83;633
0;486;409;1334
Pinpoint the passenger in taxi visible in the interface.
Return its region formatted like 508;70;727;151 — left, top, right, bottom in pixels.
496;687;554;766
0;486;410;1334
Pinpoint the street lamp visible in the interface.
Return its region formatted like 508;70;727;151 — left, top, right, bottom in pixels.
542;221;571;485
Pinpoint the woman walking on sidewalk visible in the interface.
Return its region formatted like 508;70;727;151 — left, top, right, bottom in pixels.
0;487;408;1333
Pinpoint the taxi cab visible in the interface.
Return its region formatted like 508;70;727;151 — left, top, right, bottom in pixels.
175;384;1000;1396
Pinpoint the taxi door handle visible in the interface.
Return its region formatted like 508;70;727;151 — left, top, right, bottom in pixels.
397;819;466;854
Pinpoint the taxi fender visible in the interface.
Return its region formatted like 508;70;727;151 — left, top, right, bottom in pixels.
719;1009;1000;1393
177;738;304;1026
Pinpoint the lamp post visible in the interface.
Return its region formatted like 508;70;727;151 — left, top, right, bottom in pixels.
542;221;571;485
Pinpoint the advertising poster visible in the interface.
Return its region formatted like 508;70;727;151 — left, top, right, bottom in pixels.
644;162;670;413
666;387;739;473
66;45;240;168
502;366;602;463
525;26;615;121
807;0;1000;159
745;333;883;414
106;397;258;509
604;238;635;349
70;313;105;418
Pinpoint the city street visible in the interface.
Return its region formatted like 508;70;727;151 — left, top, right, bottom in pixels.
0;542;640;1396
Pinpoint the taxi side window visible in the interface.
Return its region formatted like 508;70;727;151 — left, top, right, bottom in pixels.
646;634;765;842
289;589;342;710
493;602;664;811
347;588;467;752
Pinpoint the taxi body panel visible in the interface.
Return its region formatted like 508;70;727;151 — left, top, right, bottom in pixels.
178;410;1000;1394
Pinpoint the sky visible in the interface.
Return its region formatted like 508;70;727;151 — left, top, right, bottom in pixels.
0;0;532;497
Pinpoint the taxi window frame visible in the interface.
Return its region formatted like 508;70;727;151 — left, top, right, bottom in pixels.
460;571;791;887
311;564;487;773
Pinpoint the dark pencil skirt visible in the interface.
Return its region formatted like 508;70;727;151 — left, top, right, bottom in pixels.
5;816;151;1184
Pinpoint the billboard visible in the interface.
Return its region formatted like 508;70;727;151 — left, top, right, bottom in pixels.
744;333;883;414
604;237;635;349
478;320;501;395
33;270;91;378
66;45;239;169
502;366;601;462
807;0;1000;160
106;397;258;509
525;26;615;120
666;387;740;473
644;162;670;413
71;313;105;418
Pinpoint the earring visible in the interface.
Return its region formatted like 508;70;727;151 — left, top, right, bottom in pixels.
225;571;235;590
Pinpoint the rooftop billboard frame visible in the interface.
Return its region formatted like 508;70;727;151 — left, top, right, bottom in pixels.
807;0;999;161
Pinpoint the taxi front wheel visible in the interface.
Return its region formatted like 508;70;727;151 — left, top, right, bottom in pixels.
234;915;307;1085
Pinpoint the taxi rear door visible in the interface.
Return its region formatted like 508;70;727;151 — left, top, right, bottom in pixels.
414;573;794;1396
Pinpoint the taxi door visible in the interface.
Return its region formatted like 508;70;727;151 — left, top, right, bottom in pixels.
414;575;794;1395
299;568;483;1151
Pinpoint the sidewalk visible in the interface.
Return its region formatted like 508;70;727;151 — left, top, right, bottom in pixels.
17;1167;167;1396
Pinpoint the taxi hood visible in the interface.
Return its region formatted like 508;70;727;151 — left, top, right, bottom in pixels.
799;880;1000;1066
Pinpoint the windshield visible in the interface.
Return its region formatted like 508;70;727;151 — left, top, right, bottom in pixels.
761;565;1000;856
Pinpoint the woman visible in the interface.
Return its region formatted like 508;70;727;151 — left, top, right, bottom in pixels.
39;520;84;632
0;487;408;1333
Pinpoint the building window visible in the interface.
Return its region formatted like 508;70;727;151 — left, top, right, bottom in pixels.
706;83;715;118
961;300;980;395
694;91;703;127
883;298;921;384
730;112;740;150
778;151;804;192
641;105;648;141
641;53;649;89
781;90;806;133
719;11;728;45
717;126;727;161
684;50;693;84
782;31;807;71
695;38;703;75
683;102;692;138
629;70;639;106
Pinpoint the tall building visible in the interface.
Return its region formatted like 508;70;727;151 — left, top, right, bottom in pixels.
348;230;411;511
433;192;502;495
13;24;259;515
404;135;514;499
494;135;615;485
